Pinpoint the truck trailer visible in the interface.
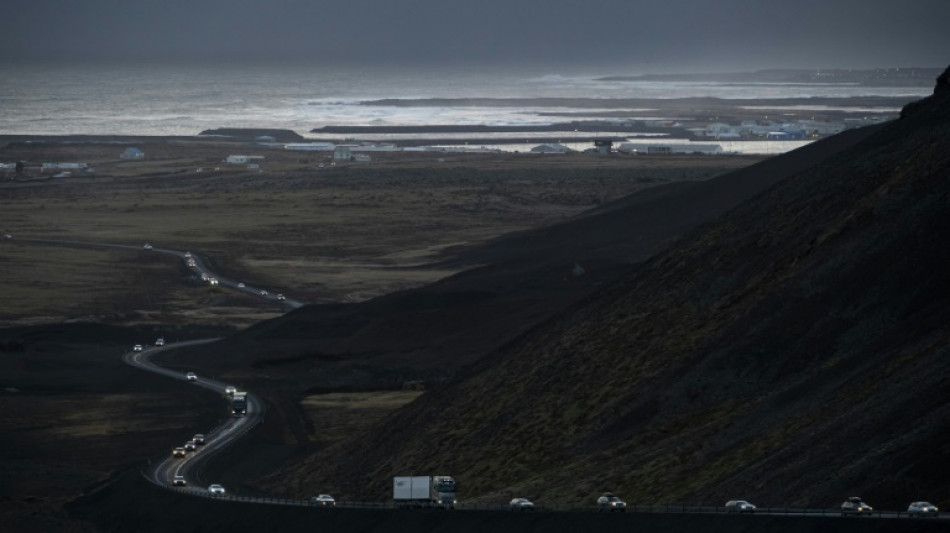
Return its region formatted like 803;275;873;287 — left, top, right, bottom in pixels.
231;392;247;416
393;476;456;509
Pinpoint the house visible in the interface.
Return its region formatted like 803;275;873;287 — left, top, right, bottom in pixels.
593;139;613;154
119;147;145;160
531;143;572;154
333;146;354;160
225;155;265;164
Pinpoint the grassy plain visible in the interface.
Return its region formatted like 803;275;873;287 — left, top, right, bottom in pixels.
300;391;424;445
0;138;762;327
0;138;763;529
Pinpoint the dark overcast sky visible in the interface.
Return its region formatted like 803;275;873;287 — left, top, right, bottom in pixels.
3;0;948;71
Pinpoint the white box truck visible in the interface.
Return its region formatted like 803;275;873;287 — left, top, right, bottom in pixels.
393;476;456;509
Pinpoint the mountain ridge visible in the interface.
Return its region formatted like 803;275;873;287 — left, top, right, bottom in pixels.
273;66;950;508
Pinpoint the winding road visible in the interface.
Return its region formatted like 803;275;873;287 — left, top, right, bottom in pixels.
7;236;305;308
124;340;265;494
8;235;950;521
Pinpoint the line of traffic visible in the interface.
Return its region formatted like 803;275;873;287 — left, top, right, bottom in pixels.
5;236;304;308
124;338;264;497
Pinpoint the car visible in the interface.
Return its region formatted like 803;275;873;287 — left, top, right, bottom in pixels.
208;278;219;286
193;433;205;445
186;372;198;382
260;290;268;296
908;501;939;516
184;252;191;258
208;484;226;496
184;440;197;452
155;337;165;346
237;282;245;288
276;293;286;301
725;500;756;513
310;494;336;507
224;386;237;396
172;447;186;458
3;234;11;239
509;498;535;510
173;475;187;487
143;243;153;250
596;493;626;512
133;344;143;351
841;497;873;515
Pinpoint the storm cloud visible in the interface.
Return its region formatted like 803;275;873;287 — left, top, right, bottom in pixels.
4;0;949;70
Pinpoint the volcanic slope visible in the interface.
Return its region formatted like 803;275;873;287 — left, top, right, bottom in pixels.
173;126;882;392
278;67;950;508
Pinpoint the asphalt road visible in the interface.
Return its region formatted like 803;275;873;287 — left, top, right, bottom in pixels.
5;236;305;308
124;340;265;496
9;235;949;522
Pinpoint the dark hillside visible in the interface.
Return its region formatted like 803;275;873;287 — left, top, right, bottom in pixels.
277;67;950;509
165;126;881;393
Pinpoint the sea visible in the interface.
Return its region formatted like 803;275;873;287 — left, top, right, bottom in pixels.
0;62;932;154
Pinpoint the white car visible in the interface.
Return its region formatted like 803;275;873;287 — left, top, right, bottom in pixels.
208;278;219;286
310;494;336;507
276;293;286;301
184;251;191;258
172;447;186;458
908;501;939;516
596;493;626;511
509;498;534;510
3;234;12;239
224;386;237;396
725;500;756;513
260;290;268;296
155;337;165;346
841;497;873;515
208;484;226;496
184;440;197;452
193;433;206;445
143;243;153;250
133;344;143;352
186;372;198;382
173;475;187;487
237;282;245;288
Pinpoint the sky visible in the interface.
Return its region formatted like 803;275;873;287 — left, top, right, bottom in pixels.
3;0;949;72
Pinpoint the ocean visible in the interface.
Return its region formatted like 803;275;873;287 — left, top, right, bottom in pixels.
0;62;932;153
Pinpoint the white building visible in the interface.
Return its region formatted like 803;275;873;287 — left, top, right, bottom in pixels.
618;143;723;155
42;162;89;170
224;155;265;164
333;146;354;160
285;143;336;151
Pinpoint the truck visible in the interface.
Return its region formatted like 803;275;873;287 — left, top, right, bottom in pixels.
393;476;456;509
231;392;247;416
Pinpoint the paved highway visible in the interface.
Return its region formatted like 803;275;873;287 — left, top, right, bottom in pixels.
5;236;305;308
9;235;948;520
122;342;950;520
124;340;265;494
